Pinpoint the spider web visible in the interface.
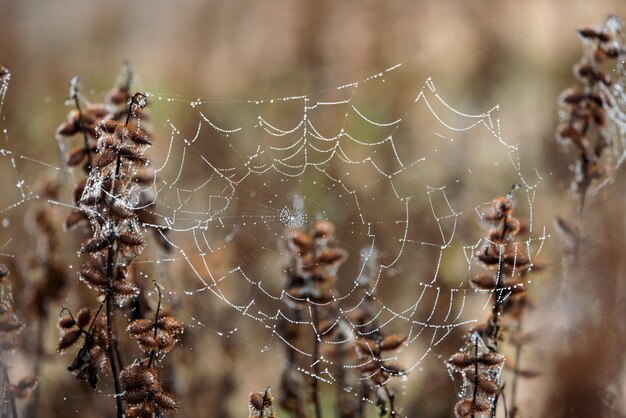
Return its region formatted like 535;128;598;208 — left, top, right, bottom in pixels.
0;64;548;413
138;66;547;396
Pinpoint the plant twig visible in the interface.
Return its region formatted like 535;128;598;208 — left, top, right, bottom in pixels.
311;304;322;418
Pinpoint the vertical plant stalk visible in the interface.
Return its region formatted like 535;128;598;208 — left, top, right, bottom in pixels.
105;241;123;418
383;386;396;417
104;92;143;418
311;304;322;418
147;283;163;369
0;350;18;418
28;315;45;418
509;318;523;416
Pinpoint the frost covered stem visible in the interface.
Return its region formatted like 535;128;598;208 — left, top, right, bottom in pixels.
311;304;322;418
105;241;123;418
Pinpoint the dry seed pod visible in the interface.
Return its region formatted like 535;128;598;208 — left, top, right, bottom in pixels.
12;375;39;399
359;359;381;374
478;351;505;367
80;236;109;254
119;364;156;390
156;334;175;353
58;314;76;330
482;196;513;222
157;316;184;334
57;329;82;353
286;229;312;255
127;319;154;336
382;362;407;376
95;148;117;169
111;281;140;299
454;397;490;418
464;369;500;395
117;232;146;253
153;392;178;413
317;248;347;266
78;268;108;289
126;126;152;145
76;308;92;328
470;275;497;290
355;338;380;356
313;220;335;238
123;389;147;405
379;334;406;351
249;391;265;410
67;146;88;167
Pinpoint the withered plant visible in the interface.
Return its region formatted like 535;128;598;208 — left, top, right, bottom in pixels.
121;283;182;417
279;221;406;417
448;190;541;417
556;14;625;212
541;15;626;417
349;248;407;418
55;71;178;417
279;220;348;418
20;177;69;418
248;387;277;418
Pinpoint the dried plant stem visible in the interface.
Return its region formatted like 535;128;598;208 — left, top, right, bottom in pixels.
0;351;18;418
311;305;322;418
147;284;163;369
26;315;46;418
105;243;123;418
105;131;125;418
105;93;144;418
383;385;396;416
509;318;523;416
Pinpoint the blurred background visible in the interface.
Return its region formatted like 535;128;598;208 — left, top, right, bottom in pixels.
1;0;626;417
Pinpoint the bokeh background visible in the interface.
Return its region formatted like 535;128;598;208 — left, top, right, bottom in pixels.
1;1;626;417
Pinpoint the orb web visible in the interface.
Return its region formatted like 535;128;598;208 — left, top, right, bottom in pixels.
137;66;547;404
